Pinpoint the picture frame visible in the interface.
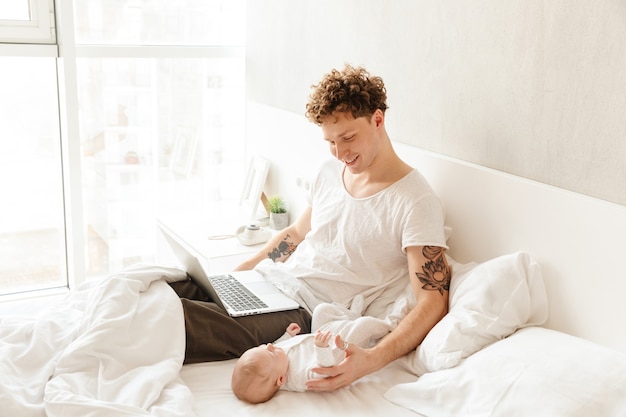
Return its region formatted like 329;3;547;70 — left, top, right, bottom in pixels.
239;155;270;223
170;127;198;177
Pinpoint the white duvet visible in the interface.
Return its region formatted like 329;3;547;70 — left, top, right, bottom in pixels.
0;265;196;417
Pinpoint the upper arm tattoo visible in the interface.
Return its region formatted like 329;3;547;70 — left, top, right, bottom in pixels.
415;246;451;295
267;234;297;261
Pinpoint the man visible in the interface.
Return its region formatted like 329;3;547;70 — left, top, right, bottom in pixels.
171;64;450;391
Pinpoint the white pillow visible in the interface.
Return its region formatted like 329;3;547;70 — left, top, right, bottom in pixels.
403;251;548;374
386;327;626;417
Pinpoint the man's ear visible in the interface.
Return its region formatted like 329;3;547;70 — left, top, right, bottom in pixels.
373;108;384;128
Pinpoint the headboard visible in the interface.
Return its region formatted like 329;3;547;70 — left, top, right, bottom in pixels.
394;142;626;354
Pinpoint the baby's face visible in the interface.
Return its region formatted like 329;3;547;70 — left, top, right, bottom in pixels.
244;343;289;377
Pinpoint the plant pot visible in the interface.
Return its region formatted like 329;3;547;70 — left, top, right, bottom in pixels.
269;212;289;230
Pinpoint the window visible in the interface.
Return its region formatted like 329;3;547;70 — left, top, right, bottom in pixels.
0;0;56;43
0;1;246;296
77;56;246;276
0;1;30;20
0;57;67;295
73;0;244;46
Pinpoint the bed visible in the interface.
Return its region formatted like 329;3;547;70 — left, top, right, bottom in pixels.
2;144;626;417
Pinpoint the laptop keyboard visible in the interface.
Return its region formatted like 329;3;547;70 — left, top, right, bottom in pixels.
209;274;268;311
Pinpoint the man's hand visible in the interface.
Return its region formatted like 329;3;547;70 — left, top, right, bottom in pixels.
306;335;378;391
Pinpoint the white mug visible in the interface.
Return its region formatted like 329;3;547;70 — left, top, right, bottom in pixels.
236;224;271;246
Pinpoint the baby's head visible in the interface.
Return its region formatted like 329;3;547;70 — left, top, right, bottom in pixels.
231;343;289;403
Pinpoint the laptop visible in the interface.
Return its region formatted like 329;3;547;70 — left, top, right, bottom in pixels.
158;224;300;317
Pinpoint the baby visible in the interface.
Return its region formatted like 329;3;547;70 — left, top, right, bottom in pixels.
231;323;345;403
231;302;391;403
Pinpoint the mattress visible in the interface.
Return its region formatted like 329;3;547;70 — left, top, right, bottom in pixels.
180;358;419;416
180;326;626;417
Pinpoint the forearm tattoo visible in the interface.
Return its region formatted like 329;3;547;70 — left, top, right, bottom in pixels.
416;246;451;295
267;234;297;261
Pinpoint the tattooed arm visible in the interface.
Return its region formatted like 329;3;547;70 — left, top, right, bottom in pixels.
233;206;312;271
307;245;450;391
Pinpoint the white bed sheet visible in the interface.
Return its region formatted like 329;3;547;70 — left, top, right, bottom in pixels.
180;359;419;416
179;327;626;417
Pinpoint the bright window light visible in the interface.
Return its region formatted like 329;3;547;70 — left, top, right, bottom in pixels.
0;0;30;21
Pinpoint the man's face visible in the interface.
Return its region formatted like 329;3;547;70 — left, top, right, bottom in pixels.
321;110;383;174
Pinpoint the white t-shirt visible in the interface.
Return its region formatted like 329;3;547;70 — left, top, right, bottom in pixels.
256;158;447;317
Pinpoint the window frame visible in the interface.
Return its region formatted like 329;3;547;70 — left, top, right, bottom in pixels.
0;0;247;298
0;0;56;44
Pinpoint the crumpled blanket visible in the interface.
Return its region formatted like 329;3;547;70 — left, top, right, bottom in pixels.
0;264;196;417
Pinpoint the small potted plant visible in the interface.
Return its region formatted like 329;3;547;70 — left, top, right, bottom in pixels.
267;195;289;230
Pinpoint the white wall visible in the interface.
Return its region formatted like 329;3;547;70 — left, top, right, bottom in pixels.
246;0;626;207
245;101;327;220
243;3;626;348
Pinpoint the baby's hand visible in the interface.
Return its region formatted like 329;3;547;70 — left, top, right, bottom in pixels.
314;330;332;348
286;322;301;336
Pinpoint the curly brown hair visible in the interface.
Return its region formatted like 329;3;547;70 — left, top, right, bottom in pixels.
305;65;388;125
